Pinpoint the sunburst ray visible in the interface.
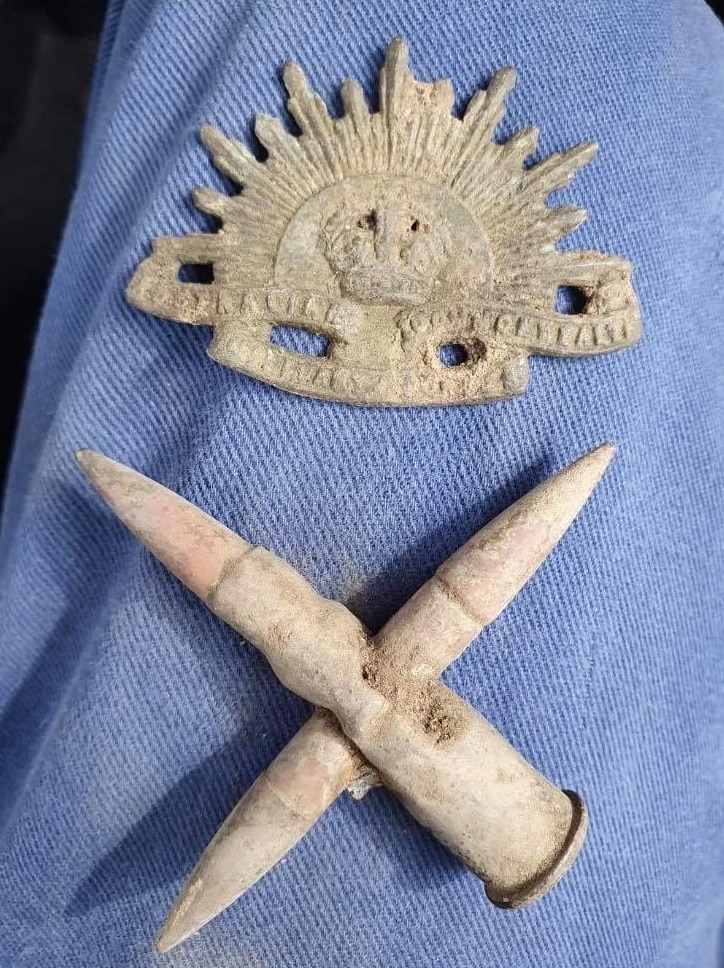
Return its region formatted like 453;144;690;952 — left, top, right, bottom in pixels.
199;124;259;185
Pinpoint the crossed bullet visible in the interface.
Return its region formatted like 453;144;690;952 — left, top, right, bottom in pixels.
77;443;613;951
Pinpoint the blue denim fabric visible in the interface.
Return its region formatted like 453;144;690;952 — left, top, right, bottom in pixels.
1;1;723;965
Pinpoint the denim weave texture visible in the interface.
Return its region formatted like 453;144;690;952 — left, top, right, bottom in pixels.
0;1;723;965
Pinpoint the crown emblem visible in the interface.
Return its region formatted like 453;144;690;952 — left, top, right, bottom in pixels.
319;196;451;306
127;38;641;406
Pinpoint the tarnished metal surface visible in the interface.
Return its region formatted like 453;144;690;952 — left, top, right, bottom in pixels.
126;38;641;406
77;445;613;950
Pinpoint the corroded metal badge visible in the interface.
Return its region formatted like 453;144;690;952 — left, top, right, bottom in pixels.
127;39;641;406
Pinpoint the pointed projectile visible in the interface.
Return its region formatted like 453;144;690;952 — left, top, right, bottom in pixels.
373;443;614;674
76;449;247;600
156;711;360;953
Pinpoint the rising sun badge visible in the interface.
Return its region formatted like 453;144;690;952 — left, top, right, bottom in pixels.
126;38;641;407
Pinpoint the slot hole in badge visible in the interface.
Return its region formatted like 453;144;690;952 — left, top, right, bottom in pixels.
270;325;330;357
178;263;215;284
555;286;588;315
439;343;469;367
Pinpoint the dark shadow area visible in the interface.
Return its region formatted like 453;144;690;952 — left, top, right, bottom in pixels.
67;729;285;915
0;483;117;836
0;1;105;494
0;607;87;828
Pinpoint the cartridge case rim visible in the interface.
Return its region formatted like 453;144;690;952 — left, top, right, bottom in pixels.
485;791;588;909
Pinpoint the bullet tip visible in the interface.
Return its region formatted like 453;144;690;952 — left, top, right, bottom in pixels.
155;913;196;954
75;448;112;482
75;447;93;469
154;928;176;954
585;441;616;477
